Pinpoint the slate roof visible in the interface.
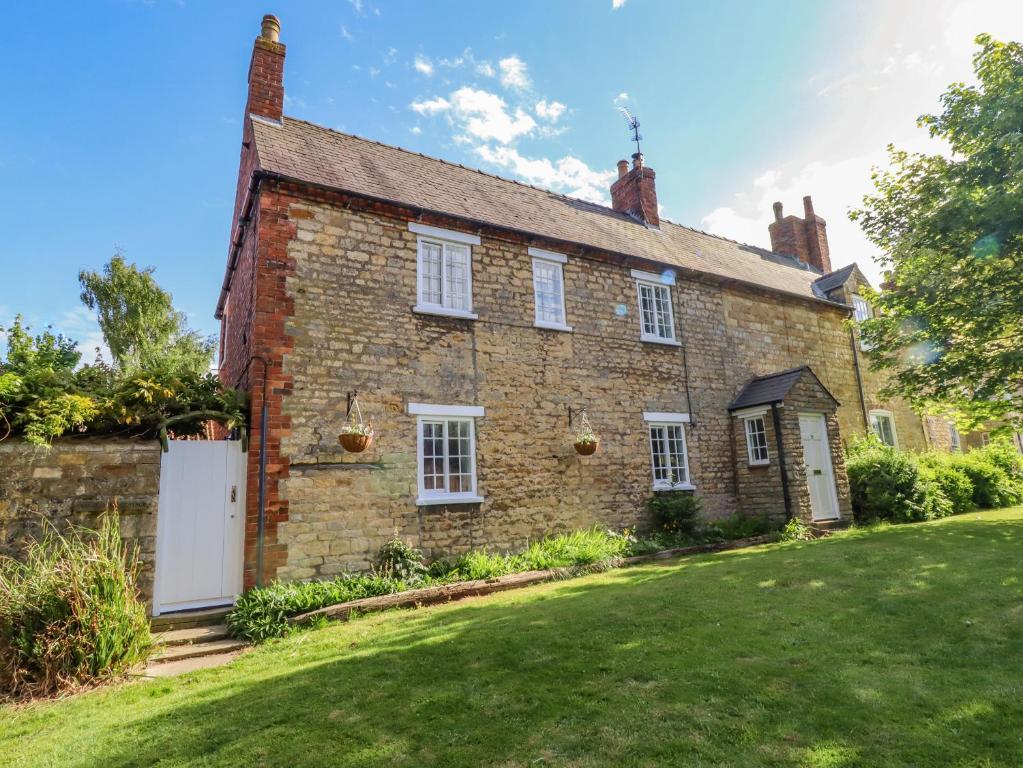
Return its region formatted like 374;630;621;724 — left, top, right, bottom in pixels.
812;264;857;297
248;116;844;305
728;366;839;411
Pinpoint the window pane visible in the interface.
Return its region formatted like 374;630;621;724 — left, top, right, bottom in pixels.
443;244;470;310
654;285;673;339
533;260;564;324
667;425;688;484
638;282;674;340
420;242;442;305
422;421;445;490
649;426;667;482
639;284;656;336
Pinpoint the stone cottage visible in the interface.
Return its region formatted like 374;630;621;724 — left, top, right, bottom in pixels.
217;16;933;586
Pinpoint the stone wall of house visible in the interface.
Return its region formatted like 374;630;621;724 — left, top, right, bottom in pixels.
731;408;786;522
270;195;874;579
0;438;162;605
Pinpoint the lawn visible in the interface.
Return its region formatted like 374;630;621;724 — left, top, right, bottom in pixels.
4;509;1023;767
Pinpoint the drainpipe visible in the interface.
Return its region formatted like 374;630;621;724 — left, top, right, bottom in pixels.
236;355;271;588
849;328;869;431
771;402;793;521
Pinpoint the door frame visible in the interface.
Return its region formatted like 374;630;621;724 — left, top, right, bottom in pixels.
798;412;840;522
152;440;246;616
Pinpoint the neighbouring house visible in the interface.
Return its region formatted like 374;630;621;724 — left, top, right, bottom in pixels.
216;15;937;588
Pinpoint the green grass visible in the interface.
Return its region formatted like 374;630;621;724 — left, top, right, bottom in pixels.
4;508;1023;767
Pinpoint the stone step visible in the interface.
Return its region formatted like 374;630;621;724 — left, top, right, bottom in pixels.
142;650;244;679
151;637;248;664
150;606;232;632
156;624;230;647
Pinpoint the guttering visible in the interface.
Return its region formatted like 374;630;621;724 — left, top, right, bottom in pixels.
850;329;870;431
215;171;266;320
217;169;853;317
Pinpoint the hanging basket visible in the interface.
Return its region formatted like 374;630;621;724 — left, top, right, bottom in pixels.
340;432;372;453
574;439;598;456
339;393;373;453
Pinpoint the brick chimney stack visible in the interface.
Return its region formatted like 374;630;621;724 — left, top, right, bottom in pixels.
610;152;659;228
246;15;286;123
768;195;832;273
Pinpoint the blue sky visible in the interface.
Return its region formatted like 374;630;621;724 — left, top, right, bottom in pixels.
1;0;1020;355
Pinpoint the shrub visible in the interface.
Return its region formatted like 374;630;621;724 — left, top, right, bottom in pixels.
845;441;930;523
955;454;1021;509
918;454;975;515
648;492;702;536
0;513;152;700
704;514;778;541
779;518;816;542
374;538;427;585
227;574;404;642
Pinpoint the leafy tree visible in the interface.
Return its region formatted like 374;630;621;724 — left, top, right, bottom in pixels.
851;35;1023;429
79;254;215;376
0;317;98;444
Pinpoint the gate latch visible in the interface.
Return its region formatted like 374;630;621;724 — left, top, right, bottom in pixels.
230;485;238;502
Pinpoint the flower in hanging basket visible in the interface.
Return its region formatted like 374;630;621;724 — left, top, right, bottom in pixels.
339;421;374;453
574;428;600;456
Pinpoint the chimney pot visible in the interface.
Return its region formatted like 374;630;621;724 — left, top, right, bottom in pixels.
803;195;815;218
768;195;831;273
261;14;281;42
617;160;629;179
632;152;644;170
610;154;658;227
773;201;783;222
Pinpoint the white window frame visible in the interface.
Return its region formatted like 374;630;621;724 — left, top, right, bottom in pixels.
643;412;693;490
632;269;680;346
410;223;480;320
529;248;571;332
869;409;899;448
408;403;484;505
743;415;770;466
852;293;873;350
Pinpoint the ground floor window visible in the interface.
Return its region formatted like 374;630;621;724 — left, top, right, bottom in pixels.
743;415;770;465
409;403;484;505
643;412;692;490
869;410;898;448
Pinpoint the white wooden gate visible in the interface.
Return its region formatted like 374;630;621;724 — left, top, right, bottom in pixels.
153;440;247;616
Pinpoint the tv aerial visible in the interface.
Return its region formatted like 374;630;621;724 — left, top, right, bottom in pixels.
618;106;642;156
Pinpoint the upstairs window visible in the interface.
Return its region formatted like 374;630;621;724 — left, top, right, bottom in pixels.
632;270;678;345
743;415;770;465
410;223;480;319
529;248;570;331
852;294;873;350
870;410;898;448
409;403;484;505
644;412;692;490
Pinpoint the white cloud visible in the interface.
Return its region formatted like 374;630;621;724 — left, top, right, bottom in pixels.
384;47;398;64
368;66;380;78
498;56;531;91
475;146;615;203
340;25;355;42
450;87;536;144
347;0;363;12
413;55;434;76
476;61;495;77
535;99;566;122
613;92;629;105
612;0;628;8
410;96;451;115
700;0;1023;286
410;126;422;135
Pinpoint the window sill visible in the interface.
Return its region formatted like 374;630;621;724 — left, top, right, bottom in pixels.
640;334;682;347
652;483;696;492
413;305;479;321
416;494;484;507
534;320;573;332
748;461;770;468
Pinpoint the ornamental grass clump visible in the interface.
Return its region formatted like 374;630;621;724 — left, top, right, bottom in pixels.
0;513;152;700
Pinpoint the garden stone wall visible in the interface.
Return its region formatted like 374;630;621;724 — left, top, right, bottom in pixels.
0;438;161;606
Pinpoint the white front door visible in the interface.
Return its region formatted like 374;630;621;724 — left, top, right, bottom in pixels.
798;413;840;521
153;441;247;615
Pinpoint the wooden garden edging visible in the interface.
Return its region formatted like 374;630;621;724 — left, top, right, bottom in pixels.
288;532;779;627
